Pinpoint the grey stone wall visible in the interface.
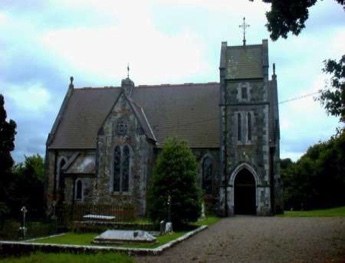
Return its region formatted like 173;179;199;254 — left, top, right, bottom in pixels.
224;80;271;215
96;92;154;217
45;149;96;216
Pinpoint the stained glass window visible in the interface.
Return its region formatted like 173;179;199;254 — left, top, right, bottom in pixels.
113;146;121;192
122;145;130;192
113;145;130;192
116;120;128;135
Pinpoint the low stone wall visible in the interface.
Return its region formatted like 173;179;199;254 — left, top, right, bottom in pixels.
0;225;207;256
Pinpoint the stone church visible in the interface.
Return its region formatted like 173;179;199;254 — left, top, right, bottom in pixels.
45;39;282;218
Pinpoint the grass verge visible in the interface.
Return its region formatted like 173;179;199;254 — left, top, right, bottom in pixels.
192;216;221;226
282;206;345;217
34;217;220;248
33;231;188;249
0;252;134;263
32;216;220;248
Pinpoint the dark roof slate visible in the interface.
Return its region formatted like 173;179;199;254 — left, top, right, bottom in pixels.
126;95;157;142
226;45;263;79
48;82;220;149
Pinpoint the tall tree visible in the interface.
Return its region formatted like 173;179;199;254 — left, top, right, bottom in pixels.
147;137;202;226
282;133;345;210
0;94;16;215
318;56;345;124
252;0;345;126
251;0;345;41
12;154;45;219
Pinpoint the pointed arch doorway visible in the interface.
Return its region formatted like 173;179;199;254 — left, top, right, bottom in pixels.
234;168;256;215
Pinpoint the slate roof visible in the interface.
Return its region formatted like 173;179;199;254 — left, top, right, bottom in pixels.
126;96;157;142
225;44;263;79
48;82;220;149
64;153;96;174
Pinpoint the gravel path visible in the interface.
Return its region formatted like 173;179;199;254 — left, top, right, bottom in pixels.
135;217;345;263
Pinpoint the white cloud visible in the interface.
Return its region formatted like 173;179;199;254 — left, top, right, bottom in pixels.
7;84;52;113
42;23;208;85
1;0;344;163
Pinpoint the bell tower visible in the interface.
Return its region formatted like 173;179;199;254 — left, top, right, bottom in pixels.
219;39;282;216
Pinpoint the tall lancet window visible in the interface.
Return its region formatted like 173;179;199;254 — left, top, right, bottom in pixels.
238;113;242;142
75;179;83;201
247;112;252;142
113;145;130;192
202;157;213;195
122;145;130;192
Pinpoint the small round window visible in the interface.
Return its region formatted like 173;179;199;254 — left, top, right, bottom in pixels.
116;120;128;135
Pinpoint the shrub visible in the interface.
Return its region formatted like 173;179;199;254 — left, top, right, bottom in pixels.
147;137;202;226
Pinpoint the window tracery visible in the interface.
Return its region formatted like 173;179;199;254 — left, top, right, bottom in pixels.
113;145;130;192
116;120;128;135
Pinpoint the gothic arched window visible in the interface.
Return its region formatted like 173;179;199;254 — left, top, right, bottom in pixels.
113;146;121;192
202;157;213;195
113;145;130;192
247;112;252;142
122;145;130;192
75;179;83;200
238;113;242;142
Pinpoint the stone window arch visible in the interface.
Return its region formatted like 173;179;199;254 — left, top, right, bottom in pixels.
237;82;251;102
113;144;131;193
116;119;128;136
202;156;213;195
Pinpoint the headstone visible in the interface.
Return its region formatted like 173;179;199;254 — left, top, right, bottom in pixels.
200;202;206;219
165;222;173;234
160;220;166;235
20;206;28;239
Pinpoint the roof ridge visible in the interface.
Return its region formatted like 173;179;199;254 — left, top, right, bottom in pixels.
137;82;219;88
71;83;219;90
76;86;121;90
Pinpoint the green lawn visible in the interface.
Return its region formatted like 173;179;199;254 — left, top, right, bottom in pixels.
33;231;188;249
282;206;345;217
2;216;220;262
0;252;134;263
192;216;221;226
33;216;220;248
33;232;98;246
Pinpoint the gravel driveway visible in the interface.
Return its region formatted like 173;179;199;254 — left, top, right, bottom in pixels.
135;216;345;263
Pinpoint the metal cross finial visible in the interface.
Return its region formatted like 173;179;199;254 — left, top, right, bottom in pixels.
127;64;130;78
239;17;250;46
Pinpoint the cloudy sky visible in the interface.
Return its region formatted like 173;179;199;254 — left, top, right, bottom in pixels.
0;0;344;163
